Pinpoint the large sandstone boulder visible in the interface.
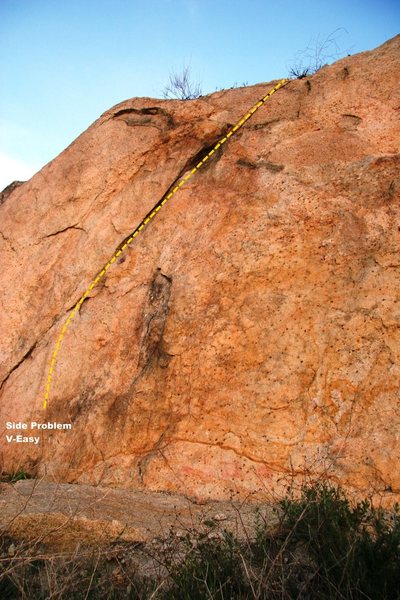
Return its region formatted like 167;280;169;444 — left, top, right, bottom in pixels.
0;36;399;503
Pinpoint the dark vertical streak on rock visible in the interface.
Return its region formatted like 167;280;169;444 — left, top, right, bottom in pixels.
137;268;173;372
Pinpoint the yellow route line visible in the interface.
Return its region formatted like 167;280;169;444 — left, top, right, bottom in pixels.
43;79;289;409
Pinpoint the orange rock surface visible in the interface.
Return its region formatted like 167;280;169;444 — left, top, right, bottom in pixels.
0;36;399;502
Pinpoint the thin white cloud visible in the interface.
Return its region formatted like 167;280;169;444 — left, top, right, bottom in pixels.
0;152;41;192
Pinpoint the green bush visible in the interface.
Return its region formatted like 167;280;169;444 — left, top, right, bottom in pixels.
162;531;251;600
1;470;31;483
273;482;400;599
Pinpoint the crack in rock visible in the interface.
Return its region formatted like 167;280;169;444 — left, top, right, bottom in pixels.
41;224;87;239
236;158;284;172
0;230;17;253
0;341;37;392
112;129;230;259
113;106;175;128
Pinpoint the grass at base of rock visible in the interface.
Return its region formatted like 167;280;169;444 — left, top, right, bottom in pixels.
1;482;399;599
0;470;31;484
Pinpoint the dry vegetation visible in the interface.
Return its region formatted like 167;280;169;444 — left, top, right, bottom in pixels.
1;480;399;599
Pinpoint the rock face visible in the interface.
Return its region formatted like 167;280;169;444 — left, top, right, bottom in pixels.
0;36;399;503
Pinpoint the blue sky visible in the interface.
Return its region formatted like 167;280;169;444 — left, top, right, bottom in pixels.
0;0;399;190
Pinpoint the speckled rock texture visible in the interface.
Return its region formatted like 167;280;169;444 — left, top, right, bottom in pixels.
0;36;399;503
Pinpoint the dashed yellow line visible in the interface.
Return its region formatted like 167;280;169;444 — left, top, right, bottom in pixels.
43;79;288;409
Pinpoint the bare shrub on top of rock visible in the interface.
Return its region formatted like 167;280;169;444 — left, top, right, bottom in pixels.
162;65;202;100
288;28;350;78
